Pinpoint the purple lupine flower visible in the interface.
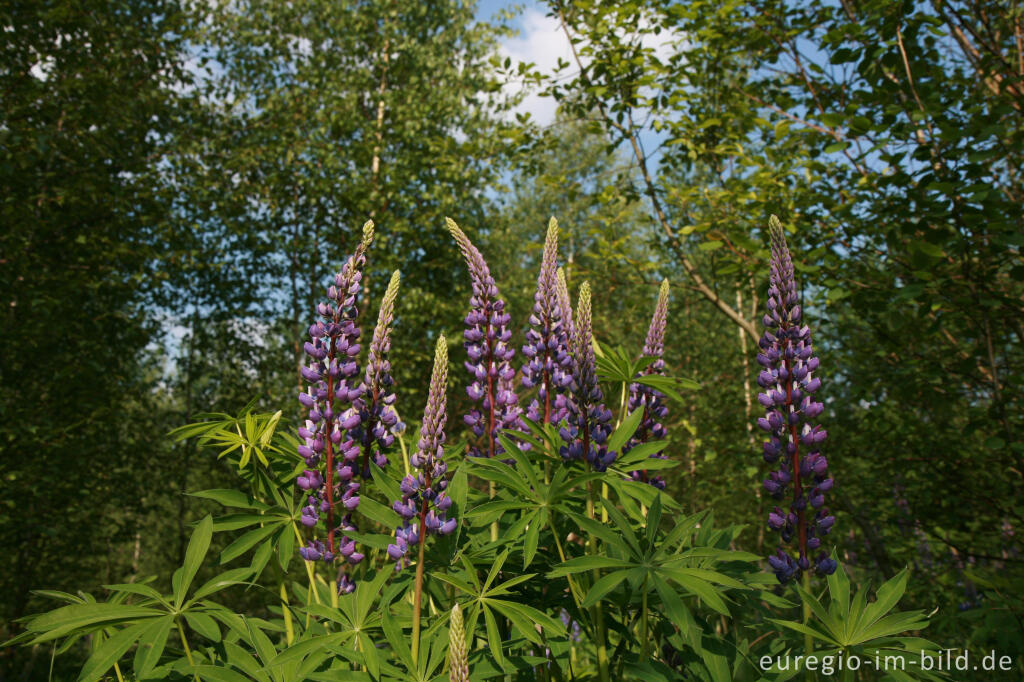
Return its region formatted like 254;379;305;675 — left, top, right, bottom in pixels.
560;283;615;470
352;270;403;478
445;218;524;459
387;336;457;570
297;220;374;594
522;218;574;424
559;608;583;643
757;216;835;582
624;279;670;489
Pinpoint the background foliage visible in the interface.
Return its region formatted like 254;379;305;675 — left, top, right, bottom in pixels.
1;0;1022;677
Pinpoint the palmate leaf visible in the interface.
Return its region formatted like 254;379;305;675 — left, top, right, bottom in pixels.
19;512;259;681
781;559;937;675
77;620;152;682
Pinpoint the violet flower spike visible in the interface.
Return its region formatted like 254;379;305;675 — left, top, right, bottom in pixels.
559;282;615;470
352;269;402;478
556;267;575;343
445;218;524;459
296;220;374;594
757;215;835;583
387;336;457;570
624;279;670;489
521;218;573;424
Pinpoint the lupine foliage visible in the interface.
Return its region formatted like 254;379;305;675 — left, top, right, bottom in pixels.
8;218;943;681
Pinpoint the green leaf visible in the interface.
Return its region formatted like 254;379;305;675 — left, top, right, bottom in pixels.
652;577;699;650
632;375;698;404
607;408;643;455
795;582;844;641
276;524;294;572
582;568;642;608
382;608;413;671
357;496;402;528
826;555;850;620
184;612;221;641
188;489;267;510
102;583;165;603
660;568;731;616
466;500;527;519
489;600;565;635
548;556;635;577
181;666;254;682
26;604;164;643
646;494;663;545
768;618;840;647
267;632;347;669
522;513;540;569
132;616;174;678
860;568;909;630
77;621;150;682
483;605;504;668
603;503;643;557
175;515;213;608
370;462;400;504
615;440;670;468
192;568;254;601
220;524;280;564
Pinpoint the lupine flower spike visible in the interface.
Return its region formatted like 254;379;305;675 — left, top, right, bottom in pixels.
353;269;403;478
556;267;575;343
756;215;836;583
560;283;615;470
448;603;470;682
624;279;670;489
445;218;524;459
297;220;374;594
522;218;573;424
387;335;457;570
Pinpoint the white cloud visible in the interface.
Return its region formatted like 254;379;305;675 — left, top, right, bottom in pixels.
497;8;572;126
496;6;686;127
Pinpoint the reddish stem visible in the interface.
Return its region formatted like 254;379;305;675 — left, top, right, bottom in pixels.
484;306;497;459
782;328;807;560
542;307;554;424
637;402;652;483
325;338;337;555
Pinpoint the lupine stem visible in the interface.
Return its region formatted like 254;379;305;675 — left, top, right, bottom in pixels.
585;482;611;682
176;619;200;682
292;523;322;606
280;581;294;646
395;408;410;477
113;662;124;682
802;570;813;658
489;481;499;543
411;500;428;665
640;574;650;660
549;519;585;607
